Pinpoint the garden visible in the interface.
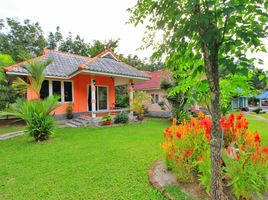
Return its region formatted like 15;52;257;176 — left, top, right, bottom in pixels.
161;113;268;199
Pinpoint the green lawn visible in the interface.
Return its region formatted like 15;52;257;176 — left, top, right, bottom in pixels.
1;117;267;200
0;119;26;135
0;118;190;200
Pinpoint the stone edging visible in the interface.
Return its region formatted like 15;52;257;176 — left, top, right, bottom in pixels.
0;130;26;140
148;160;175;200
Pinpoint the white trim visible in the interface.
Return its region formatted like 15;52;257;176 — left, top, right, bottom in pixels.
48;80;53;96
7;70;150;81
69;70;149;81
87;84;109;112
6;72;69;80
97;85;109;111
100;52;119;61
43;79;74;103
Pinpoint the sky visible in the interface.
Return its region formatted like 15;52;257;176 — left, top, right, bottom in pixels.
0;0;268;70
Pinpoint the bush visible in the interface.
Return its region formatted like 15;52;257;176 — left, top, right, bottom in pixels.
252;108;262;114
0;96;59;142
66;103;73;119
161;112;268;198
114;113;129;124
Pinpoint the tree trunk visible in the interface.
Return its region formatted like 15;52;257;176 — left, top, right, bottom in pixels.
203;44;226;200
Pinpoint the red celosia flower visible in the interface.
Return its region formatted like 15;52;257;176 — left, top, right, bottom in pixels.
236;153;240;161
263;147;268;154
227;146;231;155
254;132;261;143
236;113;243;120
176;131;182;139
168;152;172;158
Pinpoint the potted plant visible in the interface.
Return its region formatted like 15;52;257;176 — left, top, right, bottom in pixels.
130;91;151;121
102;113;112;125
66;103;74;119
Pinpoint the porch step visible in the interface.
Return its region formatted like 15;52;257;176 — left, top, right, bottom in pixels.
65;115;102;127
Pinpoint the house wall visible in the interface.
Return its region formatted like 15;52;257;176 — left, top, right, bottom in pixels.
27;74;115;115
142;89;171;118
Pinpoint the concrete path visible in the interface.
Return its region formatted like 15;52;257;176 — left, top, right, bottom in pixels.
247;113;268;123
0;130;25;140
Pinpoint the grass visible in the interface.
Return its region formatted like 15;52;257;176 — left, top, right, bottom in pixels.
0;118;189;200
0;119;26;135
1;116;267;200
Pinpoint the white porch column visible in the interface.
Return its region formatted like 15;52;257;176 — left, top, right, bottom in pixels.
91;79;96;118
260;98;262;108
129;79;134;107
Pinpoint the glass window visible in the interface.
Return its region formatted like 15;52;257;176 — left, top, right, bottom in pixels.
40;80;49;99
155;94;159;103
52;81;61;102
64;82;73;102
98;86;108;110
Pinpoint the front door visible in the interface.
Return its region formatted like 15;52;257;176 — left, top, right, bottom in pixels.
88;86;108;111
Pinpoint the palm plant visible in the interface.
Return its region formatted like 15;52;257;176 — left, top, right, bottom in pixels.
12;58;52;99
0;57;60;142
1;96;59;141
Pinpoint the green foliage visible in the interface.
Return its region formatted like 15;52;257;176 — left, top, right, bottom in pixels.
47;26;63;50
223;153;268;199
102;113;112;121
115;85;129;108
12;58;52;96
66;103;73;119
196;150;211;194
161;79;191;123
88;39;119;57
120;54;163;72
130;91;151;115
59;33;91;56
0;96;60;142
0;54;17;110
114;113;129;124
0;18;47;62
252;108;262;114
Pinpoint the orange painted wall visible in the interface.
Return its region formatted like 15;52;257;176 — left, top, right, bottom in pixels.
27;73;115;115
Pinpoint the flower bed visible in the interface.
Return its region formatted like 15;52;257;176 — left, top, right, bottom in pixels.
161;112;268;199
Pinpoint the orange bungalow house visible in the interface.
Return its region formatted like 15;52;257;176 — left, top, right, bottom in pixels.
4;49;150;121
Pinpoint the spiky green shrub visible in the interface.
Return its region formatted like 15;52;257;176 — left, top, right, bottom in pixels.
0;96;59;142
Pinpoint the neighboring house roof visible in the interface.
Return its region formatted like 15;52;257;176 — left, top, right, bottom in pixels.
134;70;169;90
5;49;149;80
256;90;268;99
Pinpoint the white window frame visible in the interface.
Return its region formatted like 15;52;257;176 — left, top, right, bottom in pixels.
96;85;109;111
46;79;74;103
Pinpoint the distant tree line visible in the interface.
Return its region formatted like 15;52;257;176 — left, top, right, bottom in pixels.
0;17;163;71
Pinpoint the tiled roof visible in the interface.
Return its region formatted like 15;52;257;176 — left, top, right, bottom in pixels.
5;49;149;79
134;70;169;90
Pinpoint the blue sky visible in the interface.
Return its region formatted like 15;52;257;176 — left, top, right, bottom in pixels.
0;0;267;70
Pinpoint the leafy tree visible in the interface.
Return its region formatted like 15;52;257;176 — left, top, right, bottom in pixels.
88;39;119;57
47;26;63;50
0;54;17;111
251;68;268;91
59;33;90;56
129;1;268;199
0;18;47;62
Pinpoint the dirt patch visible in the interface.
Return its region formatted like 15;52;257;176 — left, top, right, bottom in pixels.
148;159;210;200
